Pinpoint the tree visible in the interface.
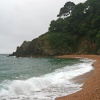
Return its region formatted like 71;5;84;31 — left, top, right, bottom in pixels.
49;18;65;32
57;2;75;18
96;31;100;49
72;3;85;19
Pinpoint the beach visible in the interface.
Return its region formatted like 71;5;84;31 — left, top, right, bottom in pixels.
1;55;89;100
56;55;100;100
0;54;99;100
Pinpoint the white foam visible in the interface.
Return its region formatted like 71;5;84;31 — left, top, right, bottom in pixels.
0;58;94;100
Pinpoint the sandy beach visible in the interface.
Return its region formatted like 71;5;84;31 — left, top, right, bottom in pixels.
55;55;100;100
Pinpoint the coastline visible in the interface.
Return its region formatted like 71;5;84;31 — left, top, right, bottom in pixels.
55;55;100;100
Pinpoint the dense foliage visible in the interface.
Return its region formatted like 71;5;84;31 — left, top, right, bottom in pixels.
57;2;75;18
48;0;100;54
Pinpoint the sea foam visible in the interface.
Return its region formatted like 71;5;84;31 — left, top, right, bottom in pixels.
0;58;94;100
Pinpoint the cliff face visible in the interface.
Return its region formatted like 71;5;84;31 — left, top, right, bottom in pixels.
10;0;100;57
11;34;56;57
11;34;99;57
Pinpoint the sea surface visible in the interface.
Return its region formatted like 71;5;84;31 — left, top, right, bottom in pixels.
0;54;94;100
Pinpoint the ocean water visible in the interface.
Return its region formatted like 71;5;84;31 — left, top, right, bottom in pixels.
0;54;94;100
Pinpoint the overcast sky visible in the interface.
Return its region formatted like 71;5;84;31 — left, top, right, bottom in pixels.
0;0;86;54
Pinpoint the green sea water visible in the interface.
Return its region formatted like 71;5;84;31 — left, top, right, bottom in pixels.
0;54;79;81
0;54;93;100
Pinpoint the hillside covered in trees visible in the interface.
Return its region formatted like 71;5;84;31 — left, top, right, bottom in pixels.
10;0;100;57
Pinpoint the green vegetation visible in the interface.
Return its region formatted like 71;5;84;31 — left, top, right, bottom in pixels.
57;2;75;18
11;0;100;57
48;0;100;54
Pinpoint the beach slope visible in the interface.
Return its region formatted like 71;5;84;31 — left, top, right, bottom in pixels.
56;55;100;100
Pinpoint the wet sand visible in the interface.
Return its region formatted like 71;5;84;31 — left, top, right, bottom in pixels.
55;55;100;100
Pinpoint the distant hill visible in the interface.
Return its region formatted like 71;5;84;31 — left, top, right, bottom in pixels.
10;0;100;57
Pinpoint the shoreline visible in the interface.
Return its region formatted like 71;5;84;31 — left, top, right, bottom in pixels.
55;55;100;100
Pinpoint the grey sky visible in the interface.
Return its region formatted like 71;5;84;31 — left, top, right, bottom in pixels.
0;0;86;54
